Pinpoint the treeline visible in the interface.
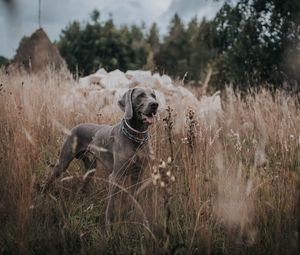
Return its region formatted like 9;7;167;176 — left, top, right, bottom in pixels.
57;0;300;91
0;56;9;67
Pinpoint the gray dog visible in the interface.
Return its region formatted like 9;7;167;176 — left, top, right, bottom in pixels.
44;87;159;224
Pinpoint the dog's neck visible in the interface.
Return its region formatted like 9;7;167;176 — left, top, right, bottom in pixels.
121;119;149;145
127;117;149;132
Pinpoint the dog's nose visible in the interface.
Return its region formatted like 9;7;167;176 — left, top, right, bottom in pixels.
150;102;159;109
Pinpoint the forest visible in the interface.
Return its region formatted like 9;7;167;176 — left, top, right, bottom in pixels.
53;0;300;91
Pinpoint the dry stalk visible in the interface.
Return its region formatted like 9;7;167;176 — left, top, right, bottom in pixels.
186;108;198;153
163;106;174;161
152;158;176;254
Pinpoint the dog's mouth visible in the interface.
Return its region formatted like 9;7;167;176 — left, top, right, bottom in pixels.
140;111;157;125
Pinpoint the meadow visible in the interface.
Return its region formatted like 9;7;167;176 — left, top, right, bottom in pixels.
0;68;299;254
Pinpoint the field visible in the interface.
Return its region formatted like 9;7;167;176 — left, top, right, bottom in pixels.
0;68;299;255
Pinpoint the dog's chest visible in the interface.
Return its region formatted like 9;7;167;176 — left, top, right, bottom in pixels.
121;144;150;173
133;146;150;167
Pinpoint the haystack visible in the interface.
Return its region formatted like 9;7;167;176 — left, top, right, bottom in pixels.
12;28;67;72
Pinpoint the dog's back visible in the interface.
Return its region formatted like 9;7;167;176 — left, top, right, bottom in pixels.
71;123;102;151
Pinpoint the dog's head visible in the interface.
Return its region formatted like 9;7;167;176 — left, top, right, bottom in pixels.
118;87;159;128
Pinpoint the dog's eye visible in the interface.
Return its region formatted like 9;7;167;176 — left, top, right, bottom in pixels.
151;93;156;99
138;92;146;98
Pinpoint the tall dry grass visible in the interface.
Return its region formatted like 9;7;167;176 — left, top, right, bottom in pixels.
0;68;299;254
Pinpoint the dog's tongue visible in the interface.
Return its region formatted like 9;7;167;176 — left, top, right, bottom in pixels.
142;114;155;125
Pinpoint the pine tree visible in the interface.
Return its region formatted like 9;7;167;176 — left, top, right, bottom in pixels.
155;13;189;78
147;23;160;53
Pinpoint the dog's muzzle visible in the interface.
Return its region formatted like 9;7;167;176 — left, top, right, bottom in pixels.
141;102;159;125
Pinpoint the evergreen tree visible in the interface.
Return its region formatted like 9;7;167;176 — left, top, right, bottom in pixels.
57;10;150;75
55;2;300;91
185;17;199;81
145;23;160;71
155;13;189;78
213;0;300;90
0;56;8;67
147;23;160;53
57;21;82;73
189;18;218;82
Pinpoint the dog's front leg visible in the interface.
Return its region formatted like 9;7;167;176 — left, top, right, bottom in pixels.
106;173;117;226
105;161;126;227
130;168;143;196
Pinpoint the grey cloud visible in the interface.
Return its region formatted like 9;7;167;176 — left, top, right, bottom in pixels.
128;1;142;9
162;0;225;19
167;0;210;15
159;0;238;34
157;0;225;34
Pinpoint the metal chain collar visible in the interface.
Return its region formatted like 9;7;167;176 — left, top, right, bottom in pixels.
121;119;149;145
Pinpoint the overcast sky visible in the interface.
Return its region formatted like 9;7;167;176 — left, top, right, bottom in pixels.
0;0;226;58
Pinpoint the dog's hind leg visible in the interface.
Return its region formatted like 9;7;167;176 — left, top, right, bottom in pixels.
80;155;97;192
42;136;76;192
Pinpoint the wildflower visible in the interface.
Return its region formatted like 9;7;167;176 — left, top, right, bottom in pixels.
181;137;188;144
152;165;158;174
167;156;172;164
159;160;166;169
87;204;94;211
152;157;176;189
152;172;161;181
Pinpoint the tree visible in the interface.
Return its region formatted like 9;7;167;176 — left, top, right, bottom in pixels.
0;56;9;67
57;10;150;75
144;23;160;71
147;23;160;52
212;0;300;90
129;24;150;70
155;13;189;78
188;18;218;82
57;21;83;73
90;9;100;23
56;2;300;91
185;17;199;81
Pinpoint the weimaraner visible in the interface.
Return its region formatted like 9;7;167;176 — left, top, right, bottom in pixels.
44;87;159;224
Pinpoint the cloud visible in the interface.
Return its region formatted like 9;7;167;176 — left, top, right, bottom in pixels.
158;0;225;32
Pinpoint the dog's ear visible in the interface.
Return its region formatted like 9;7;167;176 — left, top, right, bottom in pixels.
118;88;134;120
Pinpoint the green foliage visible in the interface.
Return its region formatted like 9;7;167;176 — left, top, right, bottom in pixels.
57;2;300;90
188;18;218;82
147;23;160;52
212;0;300;90
57;12;151;75
0;56;9;67
155;14;189;78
